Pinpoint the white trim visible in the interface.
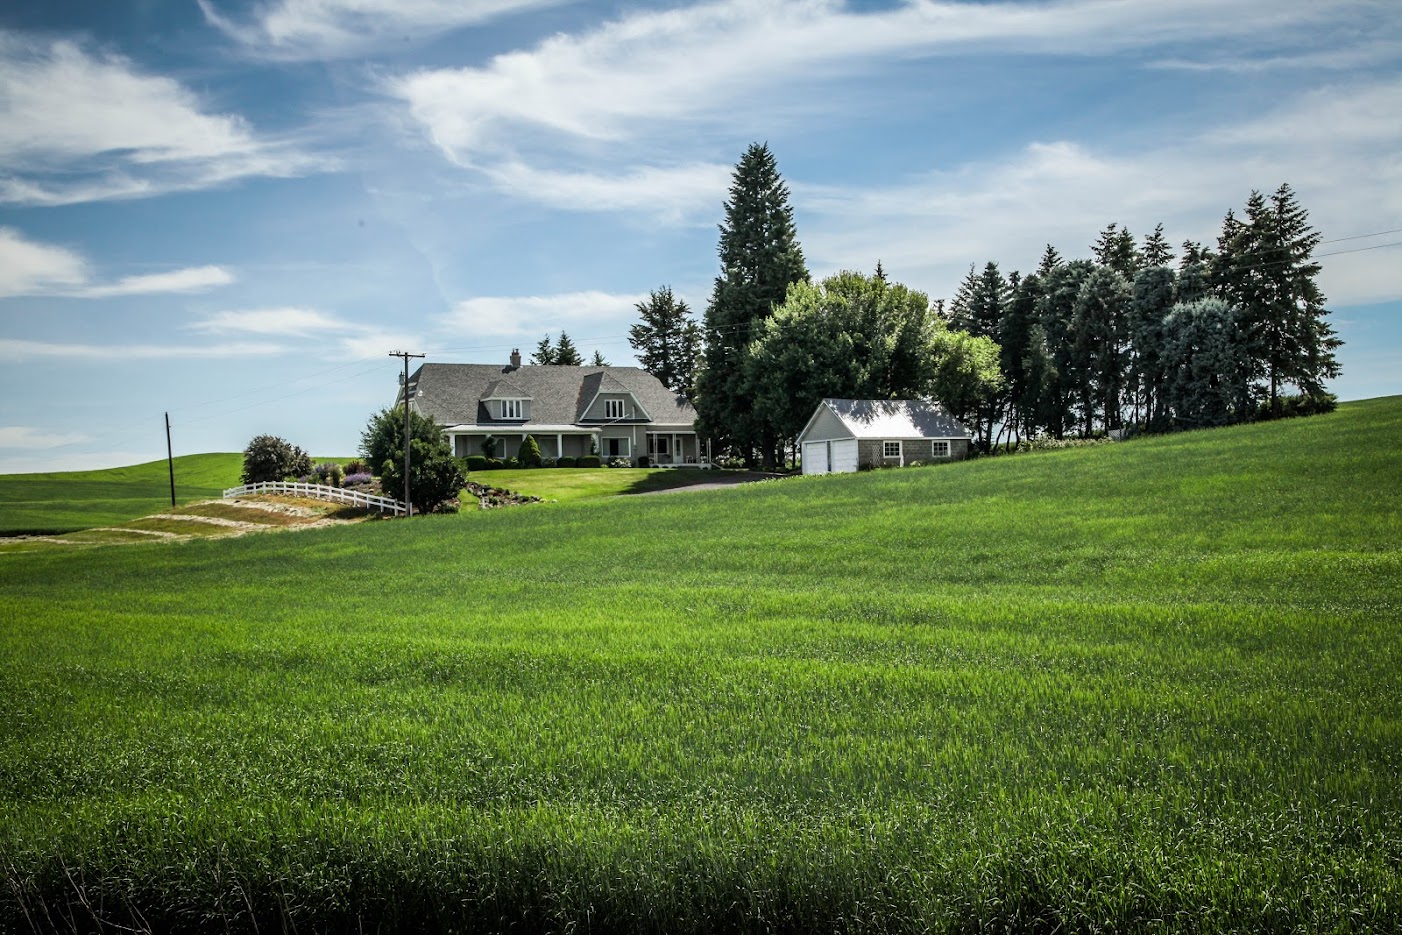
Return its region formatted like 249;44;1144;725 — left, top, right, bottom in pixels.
578;380;653;422
882;440;903;465
602;435;632;458
796;399;858;444
931;440;951;458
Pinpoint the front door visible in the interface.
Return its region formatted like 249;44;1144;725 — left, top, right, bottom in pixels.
651;434;672;465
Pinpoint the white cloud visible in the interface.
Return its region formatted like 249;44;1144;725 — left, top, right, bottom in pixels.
190;307;348;337
0;339;289;361
74;266;236;299
439;291;645;340
0;228;235;299
200;0;569;60
390;0;1368;161
484;160;732;219
0;34;331;205
799;78;1402;307
0;426;89;450
188;307;421;359
0;227;87;297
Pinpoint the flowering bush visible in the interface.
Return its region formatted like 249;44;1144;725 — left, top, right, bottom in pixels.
344;472;373;487
608;458;631;468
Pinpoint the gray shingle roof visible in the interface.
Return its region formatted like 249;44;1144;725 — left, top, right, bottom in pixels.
406;363;697;428
822;398;972;439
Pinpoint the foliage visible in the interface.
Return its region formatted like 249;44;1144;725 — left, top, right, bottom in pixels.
464;455;487;472
360;407;443;478
313;462;345;487
554;332;583;366
695;142;808;468
589;351;609;367
517;435;542;468
926;319;1005;441
481;436;499;459
555;456;577;468
1161;298;1255;428
745;271;940;442
578;455;602;468
1258;391;1338;420
530;334;556;366
379;429;465;513
629;286;702;393
241;434;312;485
343;472;373;487
344;459;368;476
608;458;631;468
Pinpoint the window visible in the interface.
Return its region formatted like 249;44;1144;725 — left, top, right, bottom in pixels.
653;435;670;455
605;437;630;457
501;399;523;419
883;440;901;459
605;398;626;419
931;440;950;458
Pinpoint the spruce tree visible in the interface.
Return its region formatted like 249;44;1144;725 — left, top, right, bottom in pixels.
629;286;702;392
589;350;610;367
1128;265;1177;425
1037;244;1063;278
1176;241;1213;304
695;143;808;468
1071;266;1132;432
554;332;583;366
999;272;1043;440
1035;259;1094;438
530;334;556;366
1141;223;1174;267
1092;223;1141;278
1161;298;1253;428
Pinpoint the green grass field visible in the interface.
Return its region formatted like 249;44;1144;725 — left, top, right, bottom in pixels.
466;466;756;502
2;399;1400;932
0;453;354;535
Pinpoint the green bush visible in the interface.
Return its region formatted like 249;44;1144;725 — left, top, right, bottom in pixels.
518;435;543;468
578;455;602;468
556;456;577;468
465;455;487;472
241;435;313;485
637;456;651;468
1260;392;1339;420
503;457;520;469
485;458;504;470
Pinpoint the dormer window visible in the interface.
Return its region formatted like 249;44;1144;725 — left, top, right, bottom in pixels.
605;398;626;419
501;399;524;419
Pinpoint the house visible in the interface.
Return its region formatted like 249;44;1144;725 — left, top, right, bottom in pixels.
797;398;972;475
400;350;707;466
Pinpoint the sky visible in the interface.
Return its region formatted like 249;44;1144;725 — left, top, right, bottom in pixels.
1;0;1399;473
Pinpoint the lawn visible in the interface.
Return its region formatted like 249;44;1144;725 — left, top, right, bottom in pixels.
0;453;353;534
465;466;756;503
2;398;1400;932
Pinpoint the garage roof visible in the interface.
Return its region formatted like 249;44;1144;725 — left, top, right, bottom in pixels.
812;398;972;440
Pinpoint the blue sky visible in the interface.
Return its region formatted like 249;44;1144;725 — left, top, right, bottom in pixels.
1;0;1399;471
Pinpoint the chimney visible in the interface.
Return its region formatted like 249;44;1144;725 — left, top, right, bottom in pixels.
509;348;521;369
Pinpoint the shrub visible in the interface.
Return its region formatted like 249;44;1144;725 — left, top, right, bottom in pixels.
241;435;313;485
343;472;373;487
578;455;602;468
540;458;557;468
485;458;504;470
637;456;651;468
608;458;631;468
503;457;520;469
518;435;543;468
344;459;368;476
556;456;577;468
906;459;927;468
465;455;487;472
379;436;465;514
1260;391;1339;420
313;462;344;487
481;435;500;459
360;407;443;477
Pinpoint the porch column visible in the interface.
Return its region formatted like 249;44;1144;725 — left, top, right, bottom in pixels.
672;433;678;465
556;433;563;459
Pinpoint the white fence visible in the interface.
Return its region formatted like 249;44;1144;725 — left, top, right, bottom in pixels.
222;481;407;515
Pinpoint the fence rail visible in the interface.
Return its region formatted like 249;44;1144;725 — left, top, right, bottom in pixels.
223;481;407;515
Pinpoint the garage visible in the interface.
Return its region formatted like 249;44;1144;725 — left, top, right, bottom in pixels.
801;438;858;475
797;398;972;474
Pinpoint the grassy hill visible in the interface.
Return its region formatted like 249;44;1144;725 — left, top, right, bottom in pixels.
2;398;1400;932
0;452;352;534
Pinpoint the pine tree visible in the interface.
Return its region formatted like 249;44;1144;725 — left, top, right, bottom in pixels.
530;334;556;366
554;331;583;366
1161;298;1253;428
629;286;701;392
695;143;808;468
1175;241;1213;304
1035;259;1094;438
1070;266;1132;432
589;350;610;367
874;259;887;282
1141;223;1174;267
1128;265;1177;425
999;272;1043;440
1037;244;1062;278
1092;223;1141;278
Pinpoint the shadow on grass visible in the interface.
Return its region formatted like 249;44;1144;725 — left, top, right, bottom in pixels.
618;470;779;496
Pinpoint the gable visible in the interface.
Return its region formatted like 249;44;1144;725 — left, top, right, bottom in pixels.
797;402;855;443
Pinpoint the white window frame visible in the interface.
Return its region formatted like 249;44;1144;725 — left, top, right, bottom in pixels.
604;436;631;458
882;440;902;459
605;398;626;419
501;399;524;419
931;440;951;458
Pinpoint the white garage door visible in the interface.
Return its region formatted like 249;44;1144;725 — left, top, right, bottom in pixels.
831;439;858;473
802;440;830;475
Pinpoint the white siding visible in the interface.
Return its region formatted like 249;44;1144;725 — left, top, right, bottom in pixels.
799;404;853;443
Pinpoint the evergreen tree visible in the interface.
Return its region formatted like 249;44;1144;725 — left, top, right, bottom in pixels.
629;286;702;392
1176;241;1213;304
1035;259;1094;438
1128;265;1177;425
999;272;1042;441
1092;223;1141;278
554;332;583;366
530;334;556;366
589;350;610;367
874;259;888;282
1037;244;1063;278
1070;266;1132;432
1141;223;1174;267
694;143;808;468
517;434;542;468
1161;298;1254;428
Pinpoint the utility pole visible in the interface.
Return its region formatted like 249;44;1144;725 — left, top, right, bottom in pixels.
164;412;176;508
389;351;425;516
